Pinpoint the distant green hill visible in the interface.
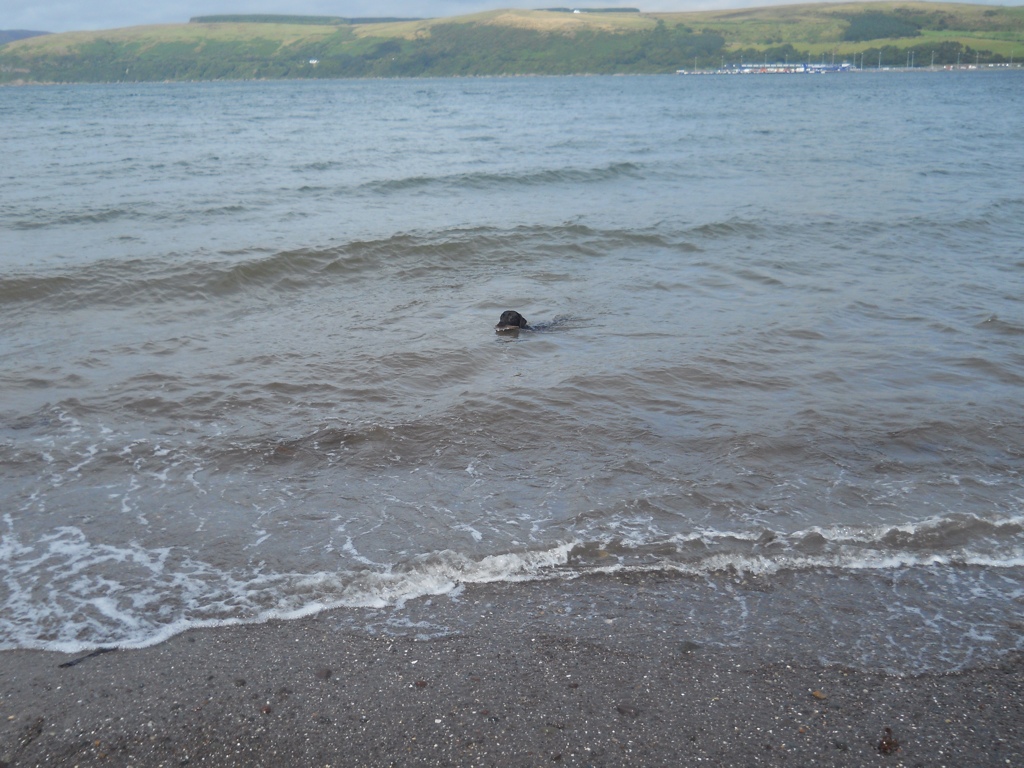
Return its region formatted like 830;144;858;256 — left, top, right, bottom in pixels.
1;3;1021;83
188;15;424;25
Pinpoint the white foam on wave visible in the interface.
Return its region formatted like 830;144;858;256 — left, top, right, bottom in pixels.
555;510;1024;584
3;510;1023;653
653;512;1024;573
0;523;581;653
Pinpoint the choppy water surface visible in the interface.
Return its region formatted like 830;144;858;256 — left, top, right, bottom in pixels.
1;74;1022;671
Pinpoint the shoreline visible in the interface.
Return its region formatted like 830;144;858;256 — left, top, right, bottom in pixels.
2;575;1021;767
3;65;1023;87
6;564;1020;674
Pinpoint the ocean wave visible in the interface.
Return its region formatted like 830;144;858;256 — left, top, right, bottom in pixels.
567;513;1024;573
978;316;1024;336
3;512;1022;653
0;223;694;311
360;162;642;195
5;206;139;230
686;218;767;239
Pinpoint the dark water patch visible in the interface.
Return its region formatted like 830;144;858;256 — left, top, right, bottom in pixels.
977;316;1024;335
878;513;1024;553
879;420;1024;471
0;372;91;391
948;355;1024;386
687;219;766;239
0;249;368;311
362;162;642;195
298;160;345;172
783;328;826;340
735;268;785;287
8;206;138;230
195;204;247;217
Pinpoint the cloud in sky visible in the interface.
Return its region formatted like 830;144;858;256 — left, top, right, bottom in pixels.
2;0;1020;33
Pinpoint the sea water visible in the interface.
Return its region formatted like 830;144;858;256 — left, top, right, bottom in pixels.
1;73;1022;672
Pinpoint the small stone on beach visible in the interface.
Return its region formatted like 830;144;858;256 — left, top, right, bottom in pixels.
878;726;900;754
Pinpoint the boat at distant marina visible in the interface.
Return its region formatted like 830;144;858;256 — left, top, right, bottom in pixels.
679;62;854;75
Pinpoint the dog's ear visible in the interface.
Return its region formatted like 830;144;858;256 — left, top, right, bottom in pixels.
517;314;528;327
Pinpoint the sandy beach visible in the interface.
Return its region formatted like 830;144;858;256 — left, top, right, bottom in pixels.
2;573;1021;767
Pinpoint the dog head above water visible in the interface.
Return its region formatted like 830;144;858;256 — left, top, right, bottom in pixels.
495;310;529;333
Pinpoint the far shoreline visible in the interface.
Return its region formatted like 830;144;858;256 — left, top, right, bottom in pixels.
3;66;1023;87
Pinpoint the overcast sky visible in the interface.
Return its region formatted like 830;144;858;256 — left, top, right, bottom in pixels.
4;0;1019;34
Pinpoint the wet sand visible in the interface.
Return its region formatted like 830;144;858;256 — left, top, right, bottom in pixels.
1;575;1022;767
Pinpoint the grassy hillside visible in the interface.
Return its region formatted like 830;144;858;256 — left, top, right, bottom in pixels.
653;2;1024;58
1;3;1022;83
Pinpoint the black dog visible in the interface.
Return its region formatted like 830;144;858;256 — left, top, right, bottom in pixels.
495;310;530;332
